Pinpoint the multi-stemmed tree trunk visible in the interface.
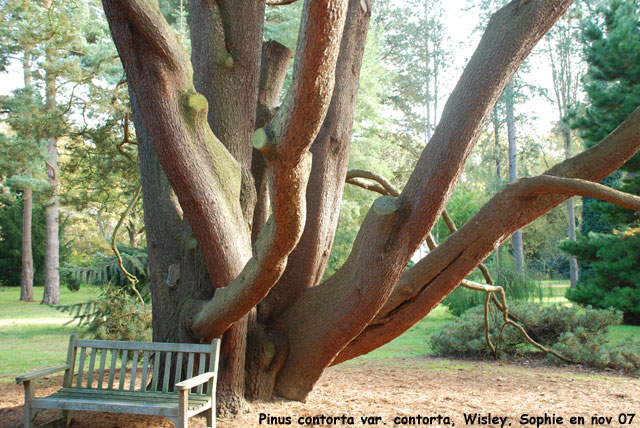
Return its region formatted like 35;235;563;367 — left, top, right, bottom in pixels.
42;0;60;306
102;0;640;413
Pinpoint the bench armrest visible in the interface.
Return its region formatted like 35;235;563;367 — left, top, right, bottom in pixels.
16;365;70;384
175;372;216;391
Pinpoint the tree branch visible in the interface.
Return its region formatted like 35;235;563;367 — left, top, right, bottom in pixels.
518;175;640;211
266;0;300;5
191;0;349;339
346;169;400;197
257;0;374;325
333;104;640;364
256;0;349;163
103;0;252;292
345;177;388;196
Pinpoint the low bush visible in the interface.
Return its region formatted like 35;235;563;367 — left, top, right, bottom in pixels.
430;302;640;373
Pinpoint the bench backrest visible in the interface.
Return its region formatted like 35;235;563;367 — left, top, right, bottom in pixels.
63;335;220;395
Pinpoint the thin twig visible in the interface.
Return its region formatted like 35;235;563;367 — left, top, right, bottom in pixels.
111;183;144;304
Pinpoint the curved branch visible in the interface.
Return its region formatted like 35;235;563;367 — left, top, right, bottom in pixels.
266;0;300;5
333;105;640;364
346;169;400;196
518;175;640;211
345;177;388;196
257;0;349;163
111;183;144;304
45;161;56;181
461;279;573;363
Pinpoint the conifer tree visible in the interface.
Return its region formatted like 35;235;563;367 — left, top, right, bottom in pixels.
562;0;640;324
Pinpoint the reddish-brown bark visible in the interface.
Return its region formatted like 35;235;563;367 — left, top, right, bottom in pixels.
101;0;640;410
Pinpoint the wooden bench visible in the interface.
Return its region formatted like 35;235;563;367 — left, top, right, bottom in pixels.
16;334;221;428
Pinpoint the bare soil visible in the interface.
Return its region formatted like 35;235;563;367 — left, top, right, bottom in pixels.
2;356;638;428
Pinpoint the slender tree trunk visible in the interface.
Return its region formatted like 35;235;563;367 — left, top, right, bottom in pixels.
564;127;579;287
42;0;59;305
424;15;431;142
20;51;34;302
506;81;525;276
492;107;502;268
20;187;34;302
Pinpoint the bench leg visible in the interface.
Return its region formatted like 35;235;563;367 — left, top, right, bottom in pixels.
206;406;213;428
23;380;35;428
63;410;73;426
176;389;189;428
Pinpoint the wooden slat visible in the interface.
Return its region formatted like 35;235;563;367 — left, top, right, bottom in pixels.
97;349;107;389
162;352;172;393
76;339;210;353
197;353;206;394
151;352;160;392
118;350;128;390
175;352;183;384
86;348;97;388
140;351;150;391
107;349;117;389
129;351;139;391
76;347;86;388
63;334;78;388
186;353;194;386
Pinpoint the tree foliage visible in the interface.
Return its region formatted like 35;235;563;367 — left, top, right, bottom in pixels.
0;193;46;286
562;0;640;323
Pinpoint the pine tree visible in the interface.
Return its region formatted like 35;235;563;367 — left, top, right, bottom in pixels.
562;0;640;324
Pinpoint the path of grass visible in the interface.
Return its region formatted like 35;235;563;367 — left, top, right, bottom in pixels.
0;286;99;383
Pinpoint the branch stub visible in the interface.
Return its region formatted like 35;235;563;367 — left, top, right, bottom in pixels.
372;195;398;216
252;128;270;150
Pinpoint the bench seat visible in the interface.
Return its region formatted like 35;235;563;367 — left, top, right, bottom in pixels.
17;335;221;428
32;388;212;417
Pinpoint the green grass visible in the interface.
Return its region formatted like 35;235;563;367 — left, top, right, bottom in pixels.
609;324;640;343
0;286;98;383
0;286;99;319
355;304;453;361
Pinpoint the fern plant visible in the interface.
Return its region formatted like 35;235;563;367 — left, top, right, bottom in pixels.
62;245;149;300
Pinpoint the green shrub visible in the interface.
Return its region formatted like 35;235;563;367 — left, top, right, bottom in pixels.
552;329;640;373
84;284;152;342
430;302;639;372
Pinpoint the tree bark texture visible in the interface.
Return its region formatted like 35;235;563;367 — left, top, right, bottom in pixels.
100;0;640;407
20;51;34;302
43;4;60;305
20;187;34;302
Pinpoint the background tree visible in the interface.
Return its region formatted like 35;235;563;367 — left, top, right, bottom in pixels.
547;3;585;287
0;1;51;300
99;0;640;413
561;0;640;323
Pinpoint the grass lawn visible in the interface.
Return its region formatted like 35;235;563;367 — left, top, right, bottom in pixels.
1;284;638;384
355;304;453;361
0;286;99;383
